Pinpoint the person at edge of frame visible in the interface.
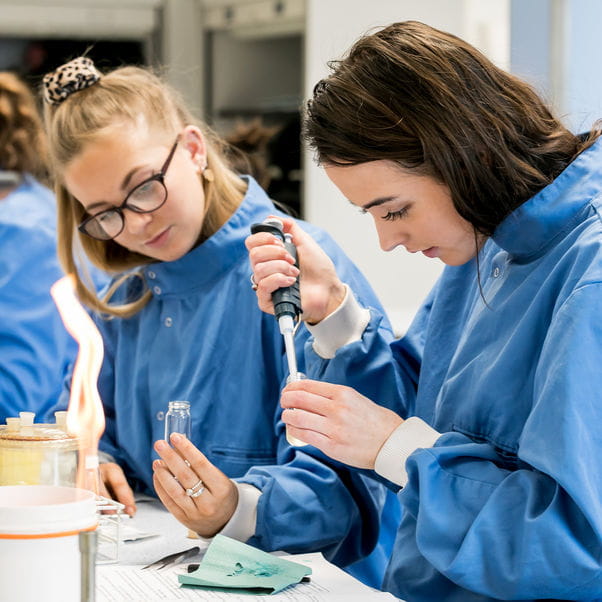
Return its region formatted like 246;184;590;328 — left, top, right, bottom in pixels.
247;21;602;602
0;71;79;423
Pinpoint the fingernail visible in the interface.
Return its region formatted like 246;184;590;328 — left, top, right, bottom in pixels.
156;440;167;451
171;433;183;444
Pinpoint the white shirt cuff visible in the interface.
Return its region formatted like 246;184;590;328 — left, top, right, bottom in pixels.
216;482;261;542
98;450;116;464
306;284;371;359
374;417;441;487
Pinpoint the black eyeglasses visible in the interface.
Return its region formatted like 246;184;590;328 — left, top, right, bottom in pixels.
78;137;180;241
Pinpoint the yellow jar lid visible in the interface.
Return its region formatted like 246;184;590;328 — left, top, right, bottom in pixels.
0;425;77;448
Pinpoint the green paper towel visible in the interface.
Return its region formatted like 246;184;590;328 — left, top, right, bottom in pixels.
178;534;312;595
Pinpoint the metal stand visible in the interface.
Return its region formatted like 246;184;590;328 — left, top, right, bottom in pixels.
79;530;98;602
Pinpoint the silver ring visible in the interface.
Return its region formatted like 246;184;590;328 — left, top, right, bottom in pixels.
185;479;204;497
250;273;258;291
184;459;191;467
189;486;205;498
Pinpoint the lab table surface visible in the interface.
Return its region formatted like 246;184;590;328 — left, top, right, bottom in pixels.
96;495;402;601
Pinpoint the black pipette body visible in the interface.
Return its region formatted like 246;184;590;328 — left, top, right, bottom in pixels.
249;218;302;322
250;217;307;446
250;217;302;380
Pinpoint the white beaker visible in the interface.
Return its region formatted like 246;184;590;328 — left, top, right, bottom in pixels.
0;485;97;602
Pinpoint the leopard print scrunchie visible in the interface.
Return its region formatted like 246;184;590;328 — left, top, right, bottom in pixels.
42;57;101;105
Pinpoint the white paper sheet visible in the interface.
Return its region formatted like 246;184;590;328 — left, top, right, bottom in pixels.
97;497;402;601
97;553;400;601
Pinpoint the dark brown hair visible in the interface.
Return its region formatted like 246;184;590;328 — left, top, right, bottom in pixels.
305;21;599;237
226;118;280;189
0;72;47;179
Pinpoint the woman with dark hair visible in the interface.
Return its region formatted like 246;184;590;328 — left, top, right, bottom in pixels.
247;21;602;601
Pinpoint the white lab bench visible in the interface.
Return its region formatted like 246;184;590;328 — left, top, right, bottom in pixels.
96;496;402;601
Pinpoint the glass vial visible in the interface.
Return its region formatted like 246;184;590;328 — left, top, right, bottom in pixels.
285;372;307;447
164;401;191;442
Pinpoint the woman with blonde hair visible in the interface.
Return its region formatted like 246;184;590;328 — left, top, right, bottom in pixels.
0;71;77;422
43;56;399;587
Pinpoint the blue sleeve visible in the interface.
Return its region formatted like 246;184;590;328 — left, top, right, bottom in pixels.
306;270;440;421
243;440;389;568
389;283;602;599
239;319;389;568
238;231;398;569
0;223;76;422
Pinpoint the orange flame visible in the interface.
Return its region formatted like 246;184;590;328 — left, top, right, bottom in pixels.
50;275;105;494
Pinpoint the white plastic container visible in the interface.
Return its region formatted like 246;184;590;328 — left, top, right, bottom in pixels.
0;413;78;487
0;485;97;602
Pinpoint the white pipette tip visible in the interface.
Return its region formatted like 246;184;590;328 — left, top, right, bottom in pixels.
284;371;307;446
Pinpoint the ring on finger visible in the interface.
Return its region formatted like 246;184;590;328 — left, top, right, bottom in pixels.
185;479;204;497
189;486;205;498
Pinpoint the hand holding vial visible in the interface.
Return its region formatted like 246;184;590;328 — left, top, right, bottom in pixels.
152;433;239;538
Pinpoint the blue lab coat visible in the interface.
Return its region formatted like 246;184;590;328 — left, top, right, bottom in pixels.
58;177;400;587
0;175;77;421
308;138;602;600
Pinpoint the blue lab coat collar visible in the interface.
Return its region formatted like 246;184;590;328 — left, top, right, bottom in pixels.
143;176;274;294
492;137;602;261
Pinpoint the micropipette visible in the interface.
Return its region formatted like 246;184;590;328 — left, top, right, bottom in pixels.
250;218;302;382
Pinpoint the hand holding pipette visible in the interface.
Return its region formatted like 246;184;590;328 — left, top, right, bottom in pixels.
250;218;302;381
247;219;403;463
247;217;347;446
250;218;305;445
246;216;347;328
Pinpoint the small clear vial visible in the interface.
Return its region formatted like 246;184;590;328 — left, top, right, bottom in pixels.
285;372;307;447
164;401;191;442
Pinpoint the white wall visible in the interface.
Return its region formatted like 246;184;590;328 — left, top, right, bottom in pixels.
510;0;552;95
211;33;302;113
511;0;602;133
559;0;602;132
162;0;204;119
303;0;510;334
